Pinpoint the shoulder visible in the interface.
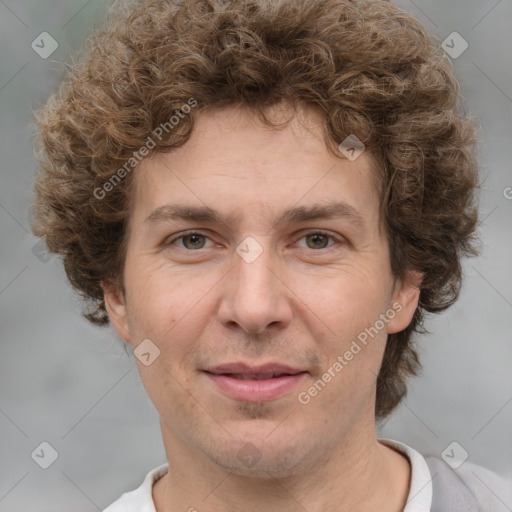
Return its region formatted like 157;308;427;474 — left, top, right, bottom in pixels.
424;455;512;512
103;463;169;512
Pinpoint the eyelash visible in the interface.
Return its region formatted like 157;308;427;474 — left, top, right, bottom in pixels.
165;230;342;252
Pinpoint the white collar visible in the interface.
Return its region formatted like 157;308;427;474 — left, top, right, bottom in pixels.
379;437;433;511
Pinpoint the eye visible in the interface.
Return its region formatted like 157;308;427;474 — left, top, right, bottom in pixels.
295;230;341;250
166;231;214;250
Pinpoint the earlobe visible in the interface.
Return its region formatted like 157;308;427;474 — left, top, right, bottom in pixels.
101;279;131;343
387;270;423;334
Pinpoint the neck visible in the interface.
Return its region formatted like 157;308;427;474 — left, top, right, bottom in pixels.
153;425;411;512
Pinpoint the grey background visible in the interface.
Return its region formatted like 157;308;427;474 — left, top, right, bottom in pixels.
0;0;511;510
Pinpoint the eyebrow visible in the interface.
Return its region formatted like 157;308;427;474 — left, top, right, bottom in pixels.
144;201;365;230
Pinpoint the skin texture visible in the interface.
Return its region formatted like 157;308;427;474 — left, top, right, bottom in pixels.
103;104;421;511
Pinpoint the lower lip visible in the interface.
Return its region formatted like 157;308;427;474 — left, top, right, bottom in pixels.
204;372;308;402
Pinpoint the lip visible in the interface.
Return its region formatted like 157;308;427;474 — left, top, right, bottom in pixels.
203;362;308;402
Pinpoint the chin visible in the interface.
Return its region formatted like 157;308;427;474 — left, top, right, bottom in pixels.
200;421;319;478
208;443;308;478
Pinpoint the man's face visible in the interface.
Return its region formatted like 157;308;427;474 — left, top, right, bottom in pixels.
104;105;419;476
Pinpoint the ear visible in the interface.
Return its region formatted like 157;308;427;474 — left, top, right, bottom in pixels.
387;270;422;334
101;279;131;343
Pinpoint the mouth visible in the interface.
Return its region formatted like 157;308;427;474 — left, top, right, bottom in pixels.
214;372;300;380
203;363;308;402
204;362;305;376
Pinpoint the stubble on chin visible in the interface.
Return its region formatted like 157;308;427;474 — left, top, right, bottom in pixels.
234;400;276;420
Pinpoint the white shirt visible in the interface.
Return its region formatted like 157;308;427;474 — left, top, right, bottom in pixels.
103;438;433;511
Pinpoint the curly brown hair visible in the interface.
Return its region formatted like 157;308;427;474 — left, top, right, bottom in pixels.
30;0;480;420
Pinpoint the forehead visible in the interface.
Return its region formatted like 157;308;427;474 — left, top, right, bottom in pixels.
131;105;380;228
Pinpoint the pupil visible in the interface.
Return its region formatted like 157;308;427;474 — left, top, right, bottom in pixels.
309;234;327;249
185;234;204;249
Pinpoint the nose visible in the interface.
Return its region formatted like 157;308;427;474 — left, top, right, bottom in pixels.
216;238;293;335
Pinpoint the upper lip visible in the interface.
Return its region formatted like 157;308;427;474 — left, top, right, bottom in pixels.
204;362;306;377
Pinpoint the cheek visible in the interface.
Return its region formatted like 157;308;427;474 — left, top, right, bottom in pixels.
296;270;389;334
299;272;391;392
135;361;197;432
124;257;201;333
